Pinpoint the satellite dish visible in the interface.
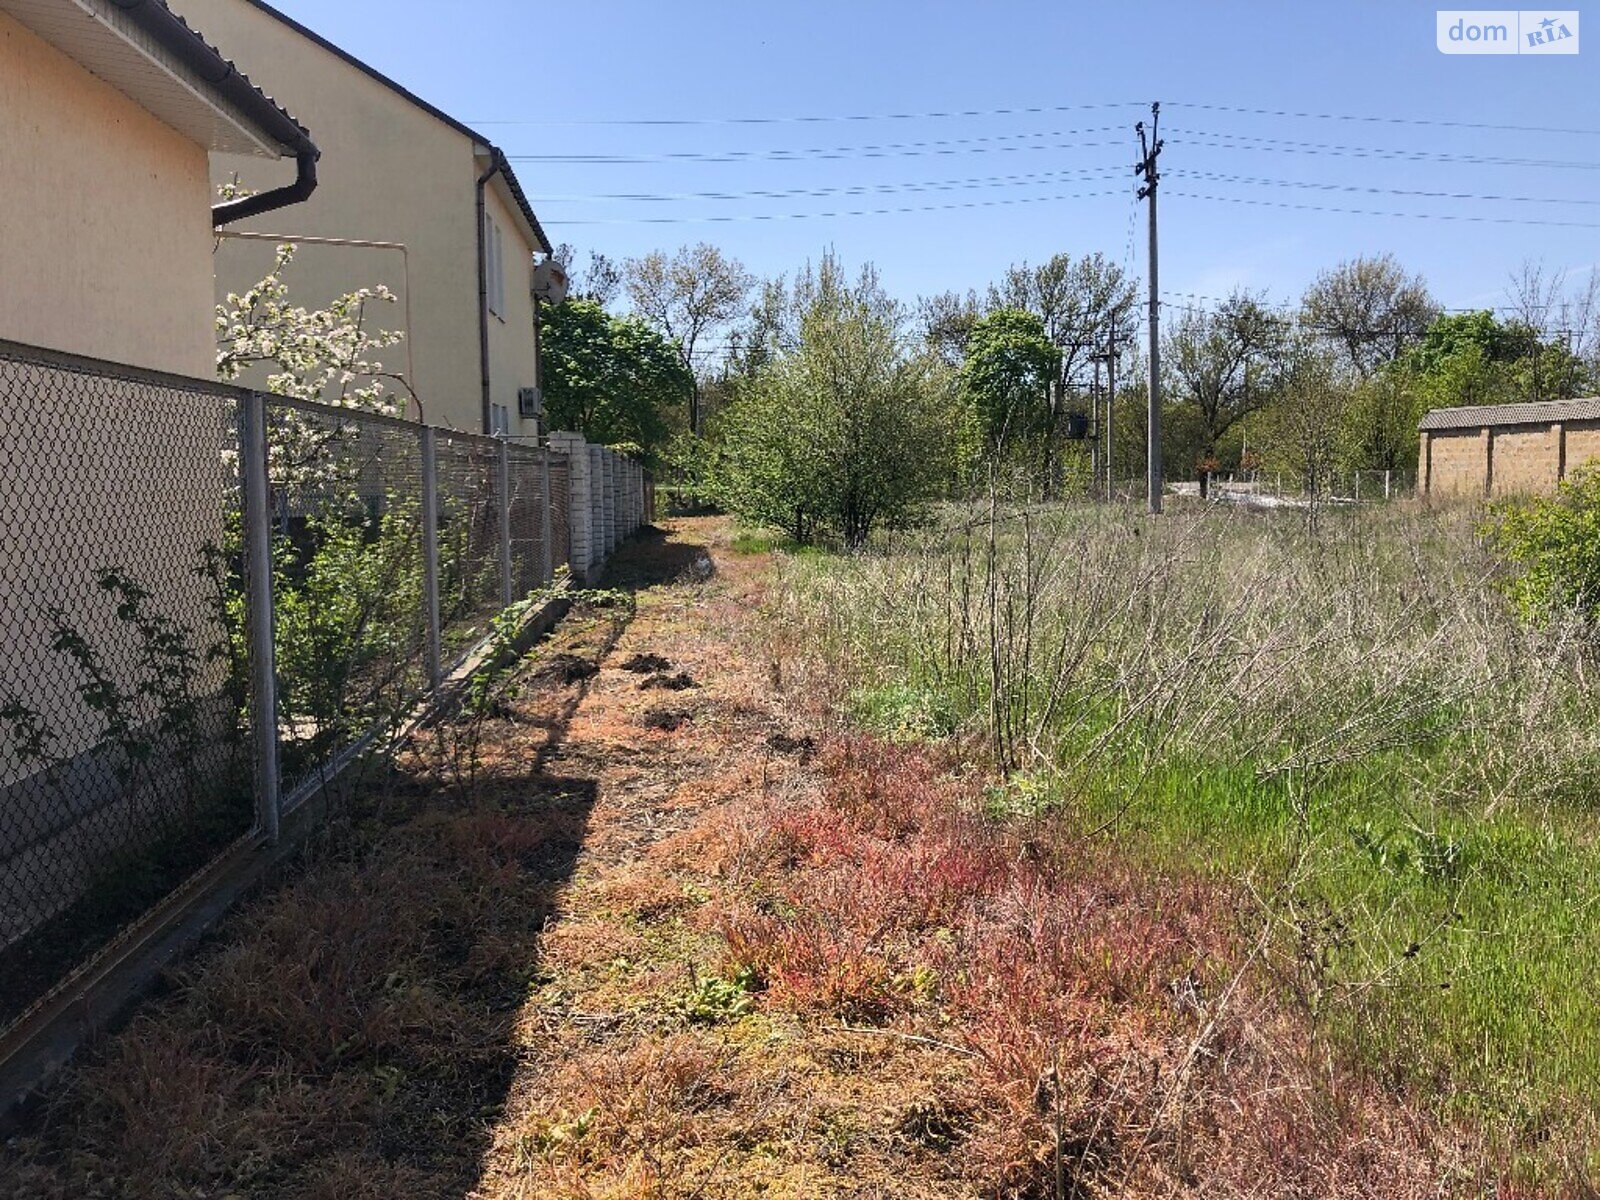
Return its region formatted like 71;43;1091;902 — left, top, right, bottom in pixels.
532;259;570;305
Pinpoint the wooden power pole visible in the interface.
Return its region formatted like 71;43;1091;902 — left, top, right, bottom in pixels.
1136;103;1164;515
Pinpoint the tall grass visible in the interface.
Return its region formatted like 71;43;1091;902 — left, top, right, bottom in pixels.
767;499;1600;1171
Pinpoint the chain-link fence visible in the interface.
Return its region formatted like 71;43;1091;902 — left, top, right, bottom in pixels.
433;430;506;671
548;453;572;573
0;340;645;1038
506;446;552;602
0;345;251;1028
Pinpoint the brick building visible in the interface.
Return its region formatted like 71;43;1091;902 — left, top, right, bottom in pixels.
1419;399;1600;497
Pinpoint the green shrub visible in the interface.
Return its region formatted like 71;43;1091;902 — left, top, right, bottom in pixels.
1484;468;1600;623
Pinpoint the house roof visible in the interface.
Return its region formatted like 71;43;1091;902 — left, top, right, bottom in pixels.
230;0;552;254
0;0;314;159
1419;398;1600;432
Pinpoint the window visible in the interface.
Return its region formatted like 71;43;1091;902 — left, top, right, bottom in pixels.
485;215;505;319
491;402;511;437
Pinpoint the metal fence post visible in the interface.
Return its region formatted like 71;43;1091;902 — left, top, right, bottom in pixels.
538;449;554;585
498;437;514;607
240;392;281;843
420;427;443;692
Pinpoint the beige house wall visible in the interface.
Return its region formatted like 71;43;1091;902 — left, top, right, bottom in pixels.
484;183;541;431
172;0;543;436
0;10;216;377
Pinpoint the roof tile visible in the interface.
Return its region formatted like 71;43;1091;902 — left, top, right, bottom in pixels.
1419;399;1600;432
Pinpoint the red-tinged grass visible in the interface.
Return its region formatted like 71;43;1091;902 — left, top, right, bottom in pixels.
712;735;1502;1197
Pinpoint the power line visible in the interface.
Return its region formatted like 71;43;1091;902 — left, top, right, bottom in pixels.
1167;129;1600;171
538;165;1131;204
543;187;1130;227
1169;170;1600;208
1168;102;1600;138
1167;189;1600;230
467;98;1600;138
507;127;1130;165
1162;289;1587;328
469;100;1147;127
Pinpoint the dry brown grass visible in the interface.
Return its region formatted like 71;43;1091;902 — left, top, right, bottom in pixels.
0;518;1553;1198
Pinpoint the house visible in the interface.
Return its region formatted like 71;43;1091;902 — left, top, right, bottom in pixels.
0;0;318;951
0;0;318;375
168;0;554;437
1419;399;1600;497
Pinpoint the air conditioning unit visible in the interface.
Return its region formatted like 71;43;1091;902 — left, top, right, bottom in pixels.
518;386;544;419
531;260;569;305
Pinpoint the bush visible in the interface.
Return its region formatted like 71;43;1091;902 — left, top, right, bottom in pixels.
1484;467;1600;623
707;254;958;548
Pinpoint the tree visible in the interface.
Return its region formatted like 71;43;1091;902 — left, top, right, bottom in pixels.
960;309;1060;489
552;244;624;308
541;299;692;461
625;243;755;434
1503;261;1599;402
710;254;954;548
988;252;1137;392
1345;369;1426;474
216;242;407;417
918;288;983;367
988;253;1136;485
1164;291;1286;472
1262;338;1354;525
1301;254;1438;377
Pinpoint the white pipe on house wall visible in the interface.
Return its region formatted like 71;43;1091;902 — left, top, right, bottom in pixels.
213;230;419;422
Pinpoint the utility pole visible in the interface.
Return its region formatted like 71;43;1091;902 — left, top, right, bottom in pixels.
1090;357;1102;490
1104;339;1120;498
1090;339;1121;499
1136;103;1164;515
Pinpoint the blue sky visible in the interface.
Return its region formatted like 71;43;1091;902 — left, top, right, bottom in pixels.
266;1;1596;339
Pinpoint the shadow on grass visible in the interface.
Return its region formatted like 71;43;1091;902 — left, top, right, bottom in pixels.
0;565;695;1196
597;524;717;593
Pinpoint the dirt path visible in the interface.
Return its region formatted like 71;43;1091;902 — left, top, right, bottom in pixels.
2;518;872;1198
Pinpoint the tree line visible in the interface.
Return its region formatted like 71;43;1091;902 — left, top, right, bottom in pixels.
541;241;1600;546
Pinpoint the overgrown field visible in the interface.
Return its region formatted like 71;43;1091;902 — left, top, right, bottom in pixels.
761;499;1600;1180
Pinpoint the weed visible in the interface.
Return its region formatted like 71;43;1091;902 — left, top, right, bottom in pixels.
673;964;759;1026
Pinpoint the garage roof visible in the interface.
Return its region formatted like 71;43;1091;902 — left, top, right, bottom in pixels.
1419;398;1600;432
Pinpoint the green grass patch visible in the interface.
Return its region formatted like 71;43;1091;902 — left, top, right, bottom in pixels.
766;499;1600;1171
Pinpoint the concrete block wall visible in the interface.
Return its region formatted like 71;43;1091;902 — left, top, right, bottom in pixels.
550;433;648;581
549;432;591;574
1492;425;1562;496
1424;418;1600;498
601;453;616;555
